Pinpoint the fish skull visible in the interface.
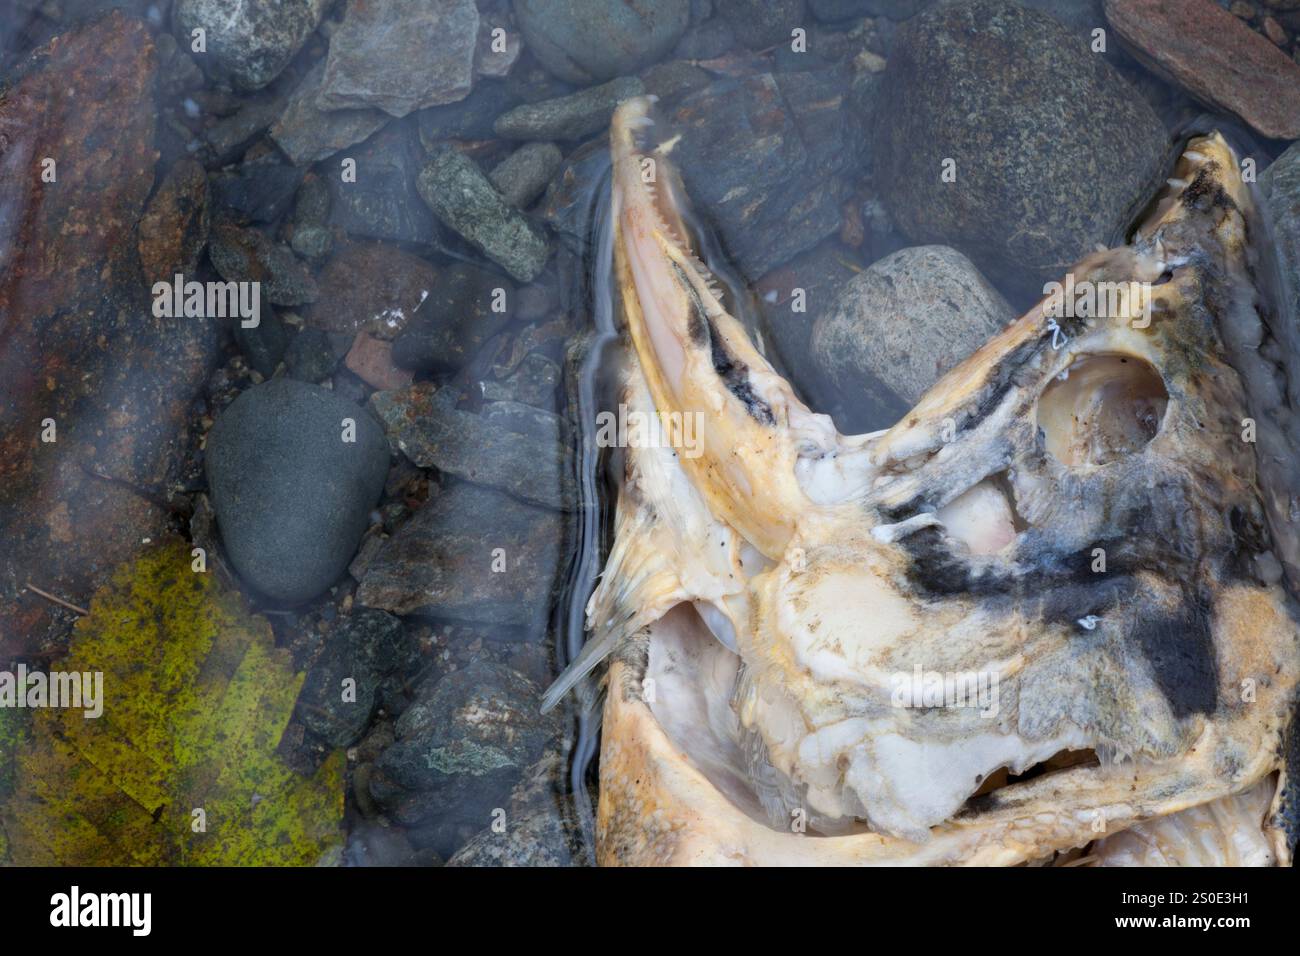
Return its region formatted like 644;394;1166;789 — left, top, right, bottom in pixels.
547;98;1300;866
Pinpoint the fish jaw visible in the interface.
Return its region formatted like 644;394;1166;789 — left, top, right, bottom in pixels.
588;100;1300;865
609;97;844;560
599;668;1288;866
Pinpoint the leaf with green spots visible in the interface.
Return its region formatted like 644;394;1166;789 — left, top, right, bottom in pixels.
0;539;343;865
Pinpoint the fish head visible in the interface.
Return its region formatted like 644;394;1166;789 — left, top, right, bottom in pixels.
573;102;1300;865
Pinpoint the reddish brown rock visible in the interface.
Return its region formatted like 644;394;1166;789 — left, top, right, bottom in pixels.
0;12;221;657
1104;0;1300;140
345;332;414;390
138;157;211;282
307;242;439;338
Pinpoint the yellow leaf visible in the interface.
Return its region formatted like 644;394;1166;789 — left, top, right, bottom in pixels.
1;539;343;865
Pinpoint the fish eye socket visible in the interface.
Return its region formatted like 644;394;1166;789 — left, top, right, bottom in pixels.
1036;353;1169;467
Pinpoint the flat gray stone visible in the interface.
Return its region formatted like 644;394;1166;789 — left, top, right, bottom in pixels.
355;481;566;627
271;63;391;165
318;0;479;117
328;121;441;245
369;383;572;510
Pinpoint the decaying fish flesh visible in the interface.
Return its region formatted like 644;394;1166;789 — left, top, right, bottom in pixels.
545;97;1300;866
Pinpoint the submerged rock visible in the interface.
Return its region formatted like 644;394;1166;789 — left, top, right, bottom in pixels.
296;609;416;747
271;63;391;166
371;661;561;834
494;76;644;141
307;242;439;339
417;145;551;282
668;70;864;280
447;749;593;866
1104;0;1300;140
447;807;588;866
174;0;326;91
481;355;564;409
876;0;1167;301
205;379;391;603
489;142;564;209
318;0;479;117
233;307;290;376
1018;0;1106;35
416;79;520;143
1263;142;1300;346
328;121;440;245
673;16;736;58
513;0;691;84
0;12;221;657
752;239;870;407
200;86;292;167
138;157;211;282
810;0;934;18
344;820;426;866
716;0;807;49
355;481;566;627
209;151;305;225
390;262;514;375
639;60;712;105
811;245;1012;428
370;384;572;510
288;173;334;262
284;327;339;383
208;221;319;306
345;332;414;391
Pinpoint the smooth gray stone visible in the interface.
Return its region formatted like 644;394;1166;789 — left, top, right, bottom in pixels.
206;379;390;603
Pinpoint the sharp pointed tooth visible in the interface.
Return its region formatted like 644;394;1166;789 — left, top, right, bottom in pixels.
1167;177;1189;189
610;95;832;560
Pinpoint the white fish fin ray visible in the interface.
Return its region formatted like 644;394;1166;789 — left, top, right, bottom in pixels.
542;498;686;712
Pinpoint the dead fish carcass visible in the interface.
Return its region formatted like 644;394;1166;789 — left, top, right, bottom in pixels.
546;97;1300;866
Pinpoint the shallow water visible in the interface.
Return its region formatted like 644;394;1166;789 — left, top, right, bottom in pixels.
0;0;1296;867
